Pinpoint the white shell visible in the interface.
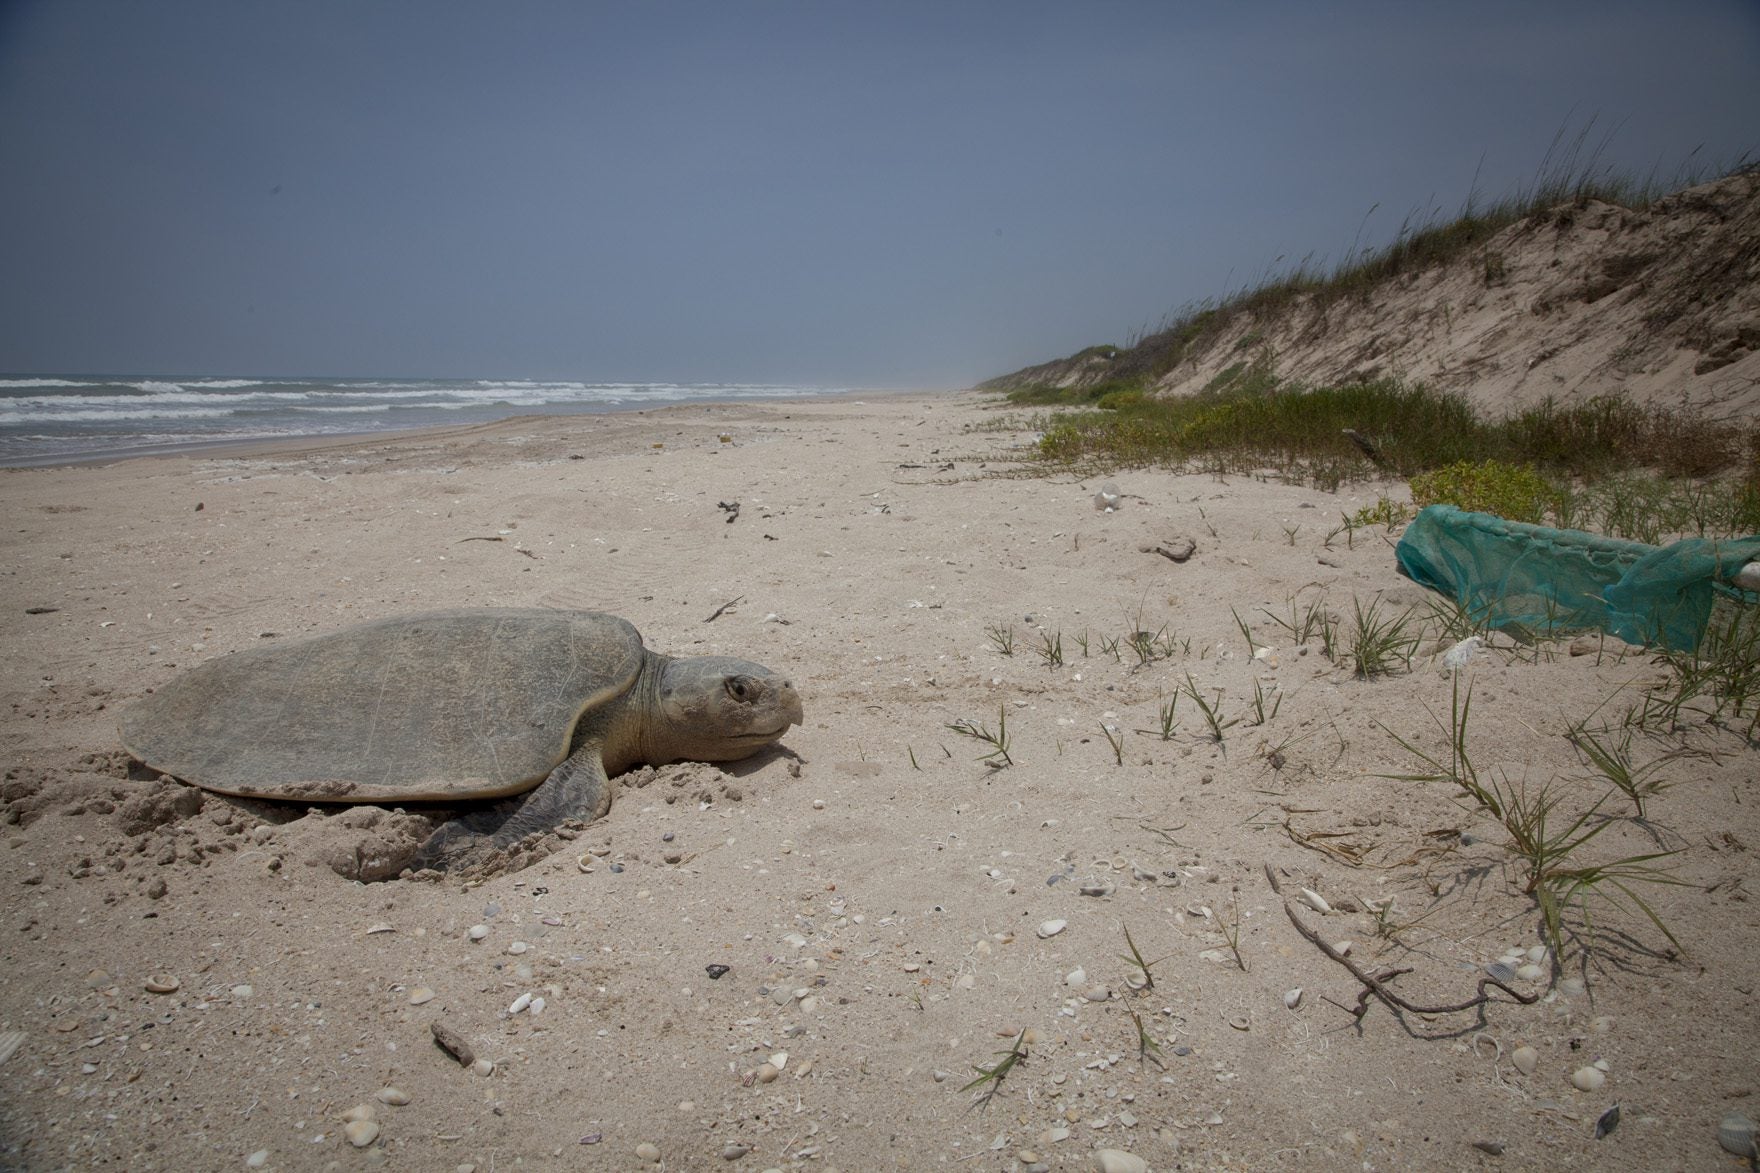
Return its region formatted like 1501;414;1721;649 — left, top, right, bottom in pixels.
1718;1113;1759;1158
1511;1046;1538;1076
1571;1065;1607;1092
508;992;532;1014
344;1119;380;1148
1298;888;1331;914
1283;988;1304;1010
1037;919;1067;938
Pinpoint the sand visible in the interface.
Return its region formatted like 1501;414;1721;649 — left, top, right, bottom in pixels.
2;391;1756;1171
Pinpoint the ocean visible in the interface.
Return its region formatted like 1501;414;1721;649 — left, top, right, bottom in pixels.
0;375;844;466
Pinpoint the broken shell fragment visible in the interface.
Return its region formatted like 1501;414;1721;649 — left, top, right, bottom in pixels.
1282;988;1304;1010
143;974;180;994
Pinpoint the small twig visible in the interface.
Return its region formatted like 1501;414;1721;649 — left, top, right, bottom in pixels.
455;535;504;544
703;595;745;623
1265;864;1537;1020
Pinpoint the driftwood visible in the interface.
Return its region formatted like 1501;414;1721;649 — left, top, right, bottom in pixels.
1264;864;1539;1021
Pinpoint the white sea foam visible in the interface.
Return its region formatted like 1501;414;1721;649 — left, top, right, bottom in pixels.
0;376;838;465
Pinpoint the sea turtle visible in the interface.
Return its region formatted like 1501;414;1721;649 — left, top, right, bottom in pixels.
117;609;803;876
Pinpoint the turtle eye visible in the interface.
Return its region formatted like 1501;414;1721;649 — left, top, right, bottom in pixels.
725;677;751;701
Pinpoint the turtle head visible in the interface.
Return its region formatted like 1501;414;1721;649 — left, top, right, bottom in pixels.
649;655;803;763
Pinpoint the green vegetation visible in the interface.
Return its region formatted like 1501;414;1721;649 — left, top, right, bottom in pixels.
1410;459;1559;524
1020;377;1754;501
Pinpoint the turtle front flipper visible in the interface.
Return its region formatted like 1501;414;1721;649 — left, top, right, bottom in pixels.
404;748;613;879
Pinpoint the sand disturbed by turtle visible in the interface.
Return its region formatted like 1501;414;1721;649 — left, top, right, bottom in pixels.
118;609;803;879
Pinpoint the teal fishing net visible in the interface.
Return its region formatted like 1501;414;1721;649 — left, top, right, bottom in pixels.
1395;505;1760;652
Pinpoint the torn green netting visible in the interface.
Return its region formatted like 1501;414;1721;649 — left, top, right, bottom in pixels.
1395;505;1760;651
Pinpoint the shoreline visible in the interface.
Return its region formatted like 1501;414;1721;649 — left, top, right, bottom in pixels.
0;384;944;471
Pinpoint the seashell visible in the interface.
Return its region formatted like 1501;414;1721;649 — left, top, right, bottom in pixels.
1037;919;1067;938
1079;882;1115;897
769;1051;788;1070
1514;963;1543;981
1594;1104;1621;1139
1332;940;1353;957
1299;888;1331;914
467;924;489;941
143;974;180;994
471;1057;495;1077
1066;967;1087;986
1571;1065;1606;1092
756;1063;780;1083
344;1119;380;1148
508;992;532;1014
340;1103;375;1123
577;853;595;873
366;923;396;935
1283;988;1304;1010
1511;1046;1537;1075
1718;1113;1759;1158
506;941;529;955
1092;1150;1149;1173
529;996;546;1015
1486;962;1516;983
408;987;435;1005
376;1087;411;1106
1226;1015;1250;1031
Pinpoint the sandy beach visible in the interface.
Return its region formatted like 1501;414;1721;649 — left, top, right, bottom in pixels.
2;391;1756;1171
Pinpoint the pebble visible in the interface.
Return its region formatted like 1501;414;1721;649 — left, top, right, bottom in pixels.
376;1087;411;1106
409;987;436;1005
245;1151;269;1168
1571;1065;1607;1092
1038;919;1067;938
344;1119;380;1148
467;924;489;941
1092;1149;1148;1173
635;1142;661;1162
507;941;529;955
720;1142;750;1160
1511;1046;1538;1076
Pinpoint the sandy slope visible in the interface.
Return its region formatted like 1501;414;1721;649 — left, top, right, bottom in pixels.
1;393;1755;1171
991;170;1760;420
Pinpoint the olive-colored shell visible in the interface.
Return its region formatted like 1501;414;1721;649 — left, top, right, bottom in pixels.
118;610;644;802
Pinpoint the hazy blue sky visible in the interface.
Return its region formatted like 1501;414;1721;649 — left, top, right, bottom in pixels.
1;1;1755;387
